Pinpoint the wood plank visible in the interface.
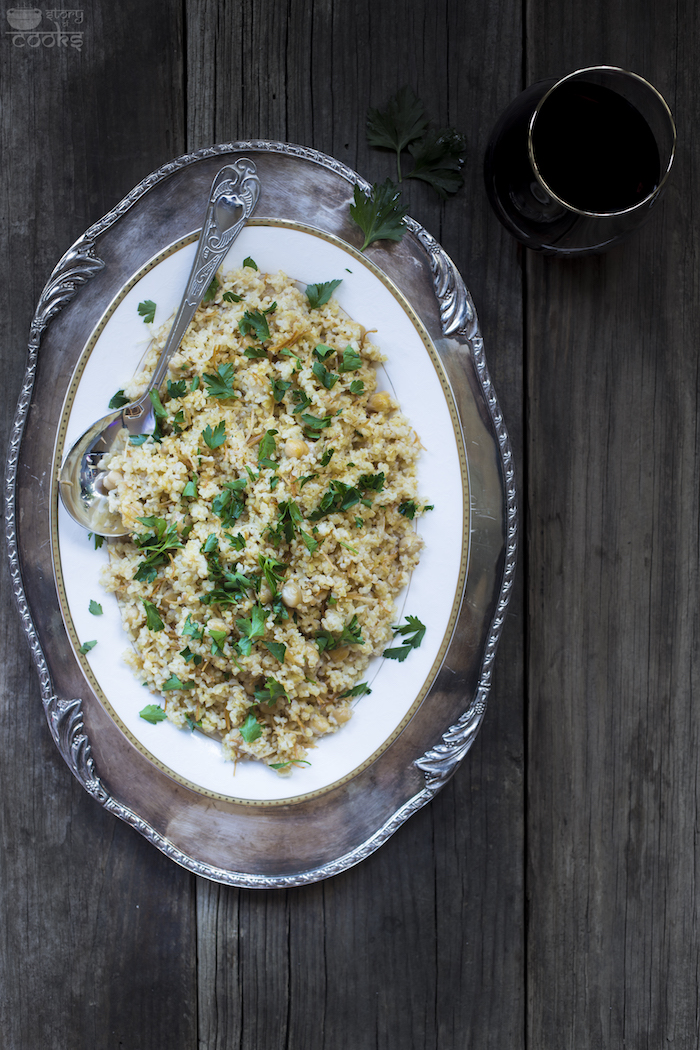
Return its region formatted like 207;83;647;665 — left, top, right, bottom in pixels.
0;3;195;1047
525;2;698;1045
186;0;525;1047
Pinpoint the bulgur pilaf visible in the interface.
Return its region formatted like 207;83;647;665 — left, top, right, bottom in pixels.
100;264;428;772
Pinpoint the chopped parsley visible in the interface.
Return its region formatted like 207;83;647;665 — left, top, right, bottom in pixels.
108;389;129;409
339;681;372;699
203;363;237;400
78;639;97;655
139;704;167;724
162;673;195;690
132;517;183;583
242;256;258;270
306;279;342;308
238;710;262;742
222;290;241;303
89;600;103;616
315;614;363;652
239;305;276;342
142;600;165;632
254;676;288;704
202;421;226;449
202;277;219;303
383;614;426;661
137;299;156;324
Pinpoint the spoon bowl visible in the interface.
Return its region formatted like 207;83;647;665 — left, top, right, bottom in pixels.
59;159;260;537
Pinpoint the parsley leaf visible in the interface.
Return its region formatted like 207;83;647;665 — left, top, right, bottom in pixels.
140;704;167;724
143;600;165;632
239;710;262;742
212;477;247;526
202;421;226;449
162;673;195;690
203;363;237;399
78;639;97;655
203;277;219;303
167;379;188;399
312;359;339;390
339;681;372;698
254;676;288;704
242;257;258;270
366;86;429;181
350;180;408;251
137;300;156;324
132;517;183;582
383;614;426;661
306;279;342;309
262;641;287;664
239;306;275;342
109;389;129;409
315;614;364;653
338;346;363;372
89;600;103;616
222;290;241;303
257;429;278;469
406;127;468;198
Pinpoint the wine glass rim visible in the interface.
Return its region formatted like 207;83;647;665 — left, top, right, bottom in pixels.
527;65;677;217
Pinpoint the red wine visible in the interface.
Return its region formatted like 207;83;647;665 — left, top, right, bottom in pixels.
531;81;661;213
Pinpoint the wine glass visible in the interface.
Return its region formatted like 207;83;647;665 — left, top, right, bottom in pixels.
484;66;676;255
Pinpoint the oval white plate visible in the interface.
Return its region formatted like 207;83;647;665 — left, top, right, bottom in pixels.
54;221;469;803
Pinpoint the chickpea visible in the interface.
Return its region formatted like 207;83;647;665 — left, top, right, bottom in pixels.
259;581;273;604
285;437;309;459
331;646;350;661
207;619;230;635
101;470;122;492
281;581;302;608
367;390;395;413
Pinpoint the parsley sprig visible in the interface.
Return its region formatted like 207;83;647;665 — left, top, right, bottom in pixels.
350;180;408;252
383;614;426;662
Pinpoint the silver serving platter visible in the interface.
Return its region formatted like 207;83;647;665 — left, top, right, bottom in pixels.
6;142;517;887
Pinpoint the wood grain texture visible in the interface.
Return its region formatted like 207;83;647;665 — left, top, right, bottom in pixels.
0;3;196;1049
525;1;699;1046
185;1;525;1048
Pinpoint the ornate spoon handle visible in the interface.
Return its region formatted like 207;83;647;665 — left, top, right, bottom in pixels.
123;159;260;431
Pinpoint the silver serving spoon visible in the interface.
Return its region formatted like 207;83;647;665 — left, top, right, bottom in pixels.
59;159;260;537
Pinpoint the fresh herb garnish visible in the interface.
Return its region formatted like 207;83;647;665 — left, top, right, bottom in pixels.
108;389;129;409
257;429;278;469
262;641;287;665
222;290;241;303
181;614;204;641
89;600;103;616
129;434;149;446
339;681;372;699
212;477;247;526
236;605;268;653
202;421;226;449
142;599;165;632
139;704;167;724
300;412;334;441
203;277;219;303
162;673;195;690
239;305;276;342
312;359;339;390
132;517;183;583
320;447;335;467
349;180;408;252
242;257;258;270
270;377;292;402
182;476;198;500
89;532;105;550
203;363;237;400
167;379;188;399
350;380;365;395
383;614;426;661
315;614;364;653
406;127;468;198
137;299;156;324
366;85;429;181
78;639;97;654
254;676;288;704
306;279;342;309
244;346;268;360
238;710;262;742
338;346;363;372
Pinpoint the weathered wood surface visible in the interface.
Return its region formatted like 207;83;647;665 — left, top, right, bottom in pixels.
0;0;695;1046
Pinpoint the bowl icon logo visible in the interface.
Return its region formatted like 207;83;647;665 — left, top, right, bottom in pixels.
6;9;43;30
